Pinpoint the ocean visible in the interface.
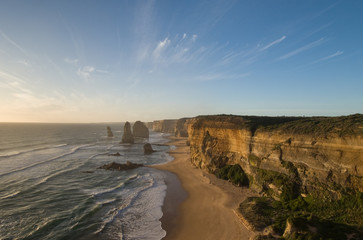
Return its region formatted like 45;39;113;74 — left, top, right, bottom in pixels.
0;123;173;240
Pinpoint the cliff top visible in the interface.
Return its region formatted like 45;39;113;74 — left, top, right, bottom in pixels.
191;114;363;138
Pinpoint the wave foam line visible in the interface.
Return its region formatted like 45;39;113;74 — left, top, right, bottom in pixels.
0;144;93;177
0;144;68;159
0;190;20;200
93;175;156;235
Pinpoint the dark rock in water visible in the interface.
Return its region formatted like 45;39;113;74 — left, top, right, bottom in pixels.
121;121;134;144
133;121;149;138
107;126;114;137
99;161;143;171
144;143;156;154
108;152;121;156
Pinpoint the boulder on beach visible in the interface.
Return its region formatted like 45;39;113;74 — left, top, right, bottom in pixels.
99;161;143;171
133;121;149;138
107;126;114;137
144;143;156;154
121;121;134;144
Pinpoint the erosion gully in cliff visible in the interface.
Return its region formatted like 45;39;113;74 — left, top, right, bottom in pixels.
186;114;363;239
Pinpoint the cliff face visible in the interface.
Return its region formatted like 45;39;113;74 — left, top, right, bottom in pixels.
152;119;178;133
175;118;191;137
188;115;363;197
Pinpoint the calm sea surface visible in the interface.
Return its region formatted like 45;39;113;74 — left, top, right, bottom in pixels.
0;123;173;240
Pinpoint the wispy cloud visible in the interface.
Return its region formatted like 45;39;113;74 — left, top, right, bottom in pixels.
77;66;95;80
312;50;344;64
76;65;109;80
64;58;79;66
260;36;286;51
278;38;325;60
15;60;31;67
194;72;249;81
192;34;198;42
0;30;28;56
153;38;171;58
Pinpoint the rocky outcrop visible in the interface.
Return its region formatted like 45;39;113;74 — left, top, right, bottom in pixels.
144;143;156;154
133;121;149;138
175;118;191;137
121;121;134;144
188;114;363;197
107;126;114;137
99;161;143;171
152;119;177;133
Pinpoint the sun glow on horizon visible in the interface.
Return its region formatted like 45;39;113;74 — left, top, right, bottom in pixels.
0;1;362;122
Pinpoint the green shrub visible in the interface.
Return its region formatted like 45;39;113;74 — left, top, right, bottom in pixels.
215;165;232;180
215;164;249;186
281;182;300;202
227;164;249;186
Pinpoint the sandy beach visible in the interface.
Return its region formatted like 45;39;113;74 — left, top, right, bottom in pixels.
153;137;257;240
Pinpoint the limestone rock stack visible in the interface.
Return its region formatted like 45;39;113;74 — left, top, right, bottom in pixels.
133;121;149;138
107;126;113;137
121;121;134;144
143;143;155;154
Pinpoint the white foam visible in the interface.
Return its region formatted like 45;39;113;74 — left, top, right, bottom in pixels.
0;190;20;200
110;171;167;240
0;143;67;158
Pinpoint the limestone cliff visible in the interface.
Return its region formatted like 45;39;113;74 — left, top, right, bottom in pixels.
152;119;178;133
175;118;191;137
188;114;363;197
132;121;149;138
146;122;153;129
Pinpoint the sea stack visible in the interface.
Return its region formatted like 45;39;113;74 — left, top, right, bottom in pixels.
107;126;113;137
121;121;134;144
143;143;155;154
133;121;149;138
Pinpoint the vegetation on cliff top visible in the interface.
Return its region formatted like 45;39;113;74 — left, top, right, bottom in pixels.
239;192;363;240
192;114;363;137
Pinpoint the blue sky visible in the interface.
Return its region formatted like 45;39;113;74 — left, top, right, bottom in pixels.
0;0;362;122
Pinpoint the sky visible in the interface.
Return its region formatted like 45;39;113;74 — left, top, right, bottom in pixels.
0;0;362;123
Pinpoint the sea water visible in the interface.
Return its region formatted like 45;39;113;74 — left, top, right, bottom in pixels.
0;123;173;240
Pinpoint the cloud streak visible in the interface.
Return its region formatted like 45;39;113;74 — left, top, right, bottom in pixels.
0;30;28;56
278;38;325;60
260;36;286;51
64;58;79;66
313;50;343;64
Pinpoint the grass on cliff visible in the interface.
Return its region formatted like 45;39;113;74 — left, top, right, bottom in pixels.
239;192;363;240
192;114;363;138
215;164;249;186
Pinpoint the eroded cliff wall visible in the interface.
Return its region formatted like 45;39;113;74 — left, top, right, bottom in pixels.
188;115;363;197
175;118;191;137
152;119;178;133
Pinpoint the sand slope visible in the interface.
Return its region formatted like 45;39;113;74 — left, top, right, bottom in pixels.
153;137;256;240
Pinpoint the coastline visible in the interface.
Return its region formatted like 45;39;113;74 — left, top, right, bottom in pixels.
153;136;257;240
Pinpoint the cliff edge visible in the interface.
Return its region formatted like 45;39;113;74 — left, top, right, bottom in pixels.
188;114;363;197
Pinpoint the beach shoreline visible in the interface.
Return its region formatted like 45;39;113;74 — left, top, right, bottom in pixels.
152;136;257;240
